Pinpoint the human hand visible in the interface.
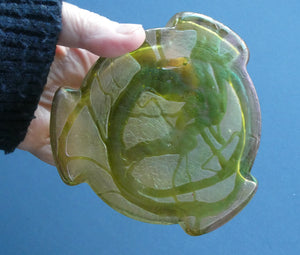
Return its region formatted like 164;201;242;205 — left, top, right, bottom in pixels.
18;2;145;165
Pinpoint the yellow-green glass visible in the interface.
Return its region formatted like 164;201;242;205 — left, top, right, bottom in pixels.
50;12;261;236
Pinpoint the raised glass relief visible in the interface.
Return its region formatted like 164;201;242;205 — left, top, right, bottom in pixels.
50;12;261;236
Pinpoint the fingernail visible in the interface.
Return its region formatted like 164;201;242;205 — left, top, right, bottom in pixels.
116;24;143;35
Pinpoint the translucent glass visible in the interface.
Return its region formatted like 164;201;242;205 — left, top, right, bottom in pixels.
50;12;261;236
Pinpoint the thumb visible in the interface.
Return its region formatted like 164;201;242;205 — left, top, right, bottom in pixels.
58;2;146;57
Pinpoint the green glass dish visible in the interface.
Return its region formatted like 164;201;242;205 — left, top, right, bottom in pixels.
50;12;261;236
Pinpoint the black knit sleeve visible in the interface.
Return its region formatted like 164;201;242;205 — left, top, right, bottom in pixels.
0;0;62;153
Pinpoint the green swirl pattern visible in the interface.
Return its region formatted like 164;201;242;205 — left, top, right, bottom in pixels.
50;12;261;236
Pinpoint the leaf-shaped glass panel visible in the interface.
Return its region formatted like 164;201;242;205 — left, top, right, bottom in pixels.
50;12;261;236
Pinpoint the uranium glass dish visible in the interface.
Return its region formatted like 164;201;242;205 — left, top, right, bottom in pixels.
50;12;261;236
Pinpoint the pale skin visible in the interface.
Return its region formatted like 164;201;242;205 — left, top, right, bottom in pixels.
17;2;146;165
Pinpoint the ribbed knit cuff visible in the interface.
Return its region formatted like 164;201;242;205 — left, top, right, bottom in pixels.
0;0;62;153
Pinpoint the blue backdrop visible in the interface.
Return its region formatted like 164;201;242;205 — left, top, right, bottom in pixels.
1;0;299;254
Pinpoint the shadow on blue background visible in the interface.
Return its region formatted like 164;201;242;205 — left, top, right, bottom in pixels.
1;0;299;254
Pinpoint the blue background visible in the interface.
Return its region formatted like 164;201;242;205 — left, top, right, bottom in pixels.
1;0;299;254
